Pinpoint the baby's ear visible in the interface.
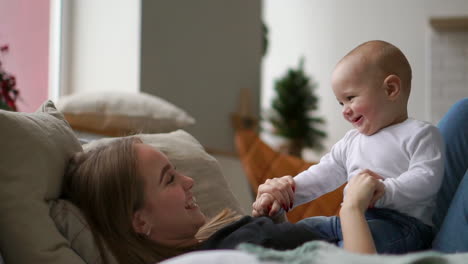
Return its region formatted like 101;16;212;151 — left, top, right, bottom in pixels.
383;74;401;100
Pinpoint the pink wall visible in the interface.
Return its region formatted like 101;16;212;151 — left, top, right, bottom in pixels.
0;0;50;112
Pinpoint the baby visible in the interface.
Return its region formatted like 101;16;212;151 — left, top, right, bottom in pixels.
252;40;444;253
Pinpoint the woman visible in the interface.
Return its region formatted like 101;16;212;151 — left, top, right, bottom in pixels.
64;136;381;264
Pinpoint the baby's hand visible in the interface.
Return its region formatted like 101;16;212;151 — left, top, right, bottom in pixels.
257;175;295;212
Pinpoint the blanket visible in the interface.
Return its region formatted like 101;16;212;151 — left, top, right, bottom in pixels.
239;241;468;264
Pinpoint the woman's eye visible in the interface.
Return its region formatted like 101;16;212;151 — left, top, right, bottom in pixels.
166;166;178;185
167;173;175;184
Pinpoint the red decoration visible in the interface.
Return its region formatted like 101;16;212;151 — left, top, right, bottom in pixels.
0;44;20;111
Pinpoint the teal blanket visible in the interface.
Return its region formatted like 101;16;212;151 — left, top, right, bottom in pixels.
238;241;468;264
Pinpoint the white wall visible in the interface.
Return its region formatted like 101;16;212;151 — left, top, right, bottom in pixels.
430;31;468;123
262;0;468;161
62;0;140;95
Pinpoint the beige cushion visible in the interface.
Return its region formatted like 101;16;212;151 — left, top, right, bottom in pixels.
56;91;196;136
51;130;243;262
82;130;243;217
0;101;85;264
49;200;116;264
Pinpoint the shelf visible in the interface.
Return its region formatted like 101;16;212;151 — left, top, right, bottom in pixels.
430;16;468;31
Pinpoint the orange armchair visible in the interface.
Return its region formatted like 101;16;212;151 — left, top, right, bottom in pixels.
235;129;345;223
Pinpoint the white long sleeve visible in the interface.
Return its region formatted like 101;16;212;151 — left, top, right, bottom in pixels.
292;118;444;226
294;132;350;206
374;124;445;225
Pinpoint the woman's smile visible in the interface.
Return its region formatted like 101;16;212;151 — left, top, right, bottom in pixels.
185;195;199;210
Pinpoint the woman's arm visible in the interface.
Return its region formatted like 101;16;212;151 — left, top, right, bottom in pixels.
340;204;376;254
340;173;380;254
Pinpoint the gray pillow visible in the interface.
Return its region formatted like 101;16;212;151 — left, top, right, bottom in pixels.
0;101;85;264
57;91;195;136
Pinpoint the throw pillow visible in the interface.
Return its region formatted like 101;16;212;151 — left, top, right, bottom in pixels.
50;199;117;264
0;101;85;264
82;130;243;218
56;91;195;136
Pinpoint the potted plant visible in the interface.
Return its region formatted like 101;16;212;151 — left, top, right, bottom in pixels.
0;44;19;111
266;58;326;157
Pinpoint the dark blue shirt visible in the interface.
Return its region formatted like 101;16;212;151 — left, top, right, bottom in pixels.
199;216;323;250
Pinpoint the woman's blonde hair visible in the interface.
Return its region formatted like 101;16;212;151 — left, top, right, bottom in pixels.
63;137;241;264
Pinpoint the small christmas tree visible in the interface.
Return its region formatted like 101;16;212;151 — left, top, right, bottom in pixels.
267;58;326;157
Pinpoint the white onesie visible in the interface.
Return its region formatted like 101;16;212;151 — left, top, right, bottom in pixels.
294;118;444;226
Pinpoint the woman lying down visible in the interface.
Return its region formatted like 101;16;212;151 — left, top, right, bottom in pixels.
63;136;381;264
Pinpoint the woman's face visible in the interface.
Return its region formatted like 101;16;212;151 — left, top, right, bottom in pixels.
133;143;206;244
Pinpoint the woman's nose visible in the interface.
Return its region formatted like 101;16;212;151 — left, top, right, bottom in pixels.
182;175;194;190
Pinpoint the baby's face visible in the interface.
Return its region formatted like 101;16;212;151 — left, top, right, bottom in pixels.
331;60;401;136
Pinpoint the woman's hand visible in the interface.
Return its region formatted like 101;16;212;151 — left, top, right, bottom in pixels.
252;176;295;217
359;169;385;208
340;172;380;254
342;171;382;213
